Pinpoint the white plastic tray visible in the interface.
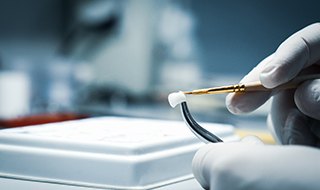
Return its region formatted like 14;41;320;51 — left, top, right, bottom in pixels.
0;117;238;189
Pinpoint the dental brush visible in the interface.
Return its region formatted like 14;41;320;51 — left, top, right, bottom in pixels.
168;73;320;144
183;74;320;95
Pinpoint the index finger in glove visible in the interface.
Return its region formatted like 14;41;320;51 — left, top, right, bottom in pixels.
260;23;320;88
226;23;320;114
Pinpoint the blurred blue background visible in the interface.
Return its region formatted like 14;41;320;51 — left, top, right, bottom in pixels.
0;0;319;128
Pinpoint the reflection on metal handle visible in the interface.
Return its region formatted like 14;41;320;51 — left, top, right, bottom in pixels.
184;84;245;95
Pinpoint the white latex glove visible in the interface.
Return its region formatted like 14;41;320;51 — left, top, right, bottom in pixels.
226;23;320;145
192;143;320;190
192;23;320;190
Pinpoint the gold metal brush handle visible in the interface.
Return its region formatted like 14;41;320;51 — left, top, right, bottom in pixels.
184;84;245;95
183;74;320;95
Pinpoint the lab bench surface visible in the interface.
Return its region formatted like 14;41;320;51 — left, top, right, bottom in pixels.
0;177;203;190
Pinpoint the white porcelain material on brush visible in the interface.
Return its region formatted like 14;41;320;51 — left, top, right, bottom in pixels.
168;91;186;108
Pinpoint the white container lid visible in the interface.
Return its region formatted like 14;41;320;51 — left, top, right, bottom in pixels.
0;117;238;189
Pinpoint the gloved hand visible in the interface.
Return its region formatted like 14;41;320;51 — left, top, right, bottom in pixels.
192;23;320;190
192;143;320;190
226;23;320;145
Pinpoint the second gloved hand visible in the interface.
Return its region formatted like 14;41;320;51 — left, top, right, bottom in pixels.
192;143;320;190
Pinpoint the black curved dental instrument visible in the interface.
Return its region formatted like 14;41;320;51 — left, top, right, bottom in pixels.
180;102;223;143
